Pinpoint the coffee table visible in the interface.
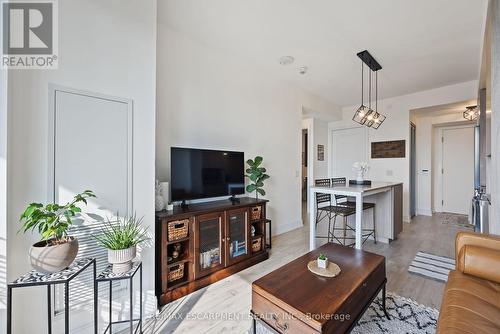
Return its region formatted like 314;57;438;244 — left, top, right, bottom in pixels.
251;243;388;333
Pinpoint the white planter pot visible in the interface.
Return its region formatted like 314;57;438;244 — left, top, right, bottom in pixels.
317;257;328;269
108;246;136;273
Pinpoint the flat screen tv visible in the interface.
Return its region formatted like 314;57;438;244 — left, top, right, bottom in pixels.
171;147;245;202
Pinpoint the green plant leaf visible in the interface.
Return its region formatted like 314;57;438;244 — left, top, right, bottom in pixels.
254;156;263;167
256;188;265;196
256;181;264;187
246;184;256;192
246;159;254;166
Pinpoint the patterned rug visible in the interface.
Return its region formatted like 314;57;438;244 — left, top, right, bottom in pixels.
435;212;473;229
352;293;439;334
408;251;455;282
255;293;438;334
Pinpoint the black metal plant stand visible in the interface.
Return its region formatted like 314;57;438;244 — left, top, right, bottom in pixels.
96;261;143;334
7;258;97;334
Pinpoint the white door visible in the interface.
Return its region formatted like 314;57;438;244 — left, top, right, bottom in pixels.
442;127;474;214
331;127;367;179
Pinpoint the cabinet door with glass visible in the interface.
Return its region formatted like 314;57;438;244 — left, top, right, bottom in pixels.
193;212;225;279
225;208;250;266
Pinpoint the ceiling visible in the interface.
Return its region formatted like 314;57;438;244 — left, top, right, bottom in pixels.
410;100;477;118
160;0;488;107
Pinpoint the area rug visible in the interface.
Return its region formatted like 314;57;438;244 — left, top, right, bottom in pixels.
435;212;473;229
408;251;455;282
254;293;439;334
351;293;439;334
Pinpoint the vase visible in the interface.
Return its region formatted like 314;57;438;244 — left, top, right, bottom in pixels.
155;193;165;211
356;170;364;182
160;181;170;206
108;246;136;273
317;256;328;269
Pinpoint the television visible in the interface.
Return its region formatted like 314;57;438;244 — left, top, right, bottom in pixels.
171;147;245;202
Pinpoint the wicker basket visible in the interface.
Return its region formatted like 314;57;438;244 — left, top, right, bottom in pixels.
252;237;262;253
168;263;185;282
251;206;262;221
168;219;189;241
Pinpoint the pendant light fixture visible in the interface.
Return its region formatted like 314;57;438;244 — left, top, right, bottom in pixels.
352;50;386;129
463;105;478;121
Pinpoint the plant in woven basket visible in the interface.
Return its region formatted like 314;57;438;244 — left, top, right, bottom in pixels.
245;156;270;199
93;214;149;273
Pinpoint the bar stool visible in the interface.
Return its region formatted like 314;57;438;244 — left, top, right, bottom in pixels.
331;177;377;246
314;178;336;242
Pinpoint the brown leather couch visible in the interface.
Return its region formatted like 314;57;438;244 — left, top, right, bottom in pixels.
437;232;500;334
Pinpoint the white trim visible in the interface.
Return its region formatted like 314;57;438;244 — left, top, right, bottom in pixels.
302;118;314;213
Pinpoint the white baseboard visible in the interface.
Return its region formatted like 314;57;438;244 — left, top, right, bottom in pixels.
403;215;411;223
273;219;303;236
416;208;432;216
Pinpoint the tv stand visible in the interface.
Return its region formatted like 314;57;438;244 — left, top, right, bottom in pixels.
229;195;240;204
155;197;269;306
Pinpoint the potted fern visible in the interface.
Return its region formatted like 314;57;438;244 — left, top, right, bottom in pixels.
93;215;149;273
245;156;270;199
19;190;96;273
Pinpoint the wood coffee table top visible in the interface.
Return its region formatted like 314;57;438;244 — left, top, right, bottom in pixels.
252;243;386;333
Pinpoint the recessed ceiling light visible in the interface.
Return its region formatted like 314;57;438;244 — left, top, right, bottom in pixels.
279;56;294;65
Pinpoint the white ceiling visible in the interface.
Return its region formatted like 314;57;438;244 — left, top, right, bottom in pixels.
160;0;488;107
410;99;477;118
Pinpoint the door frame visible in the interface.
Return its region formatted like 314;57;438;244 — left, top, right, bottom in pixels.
435;124;475;213
302;119;314;214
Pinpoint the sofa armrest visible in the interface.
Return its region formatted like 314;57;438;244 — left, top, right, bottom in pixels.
455;232;500;283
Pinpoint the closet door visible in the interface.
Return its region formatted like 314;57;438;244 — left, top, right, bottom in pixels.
49;86;132;318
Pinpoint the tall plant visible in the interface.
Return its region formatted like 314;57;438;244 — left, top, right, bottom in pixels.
92;214;149;250
245;156;270;199
19;190;96;244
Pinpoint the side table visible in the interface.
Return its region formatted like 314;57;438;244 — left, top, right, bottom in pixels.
7;258;97;334
96;261;142;334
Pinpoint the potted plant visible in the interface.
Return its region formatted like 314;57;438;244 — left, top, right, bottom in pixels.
245;156;270;199
19;190;96;273
93;214;149;273
317;254;328;269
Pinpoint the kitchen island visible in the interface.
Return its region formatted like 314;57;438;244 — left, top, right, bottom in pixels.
309;181;403;250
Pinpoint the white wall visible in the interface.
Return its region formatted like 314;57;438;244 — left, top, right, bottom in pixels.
6;1;157;332
155;24;338;235
413;113;473;215
491;0;500;234
0;68;7;333
331;81;478;221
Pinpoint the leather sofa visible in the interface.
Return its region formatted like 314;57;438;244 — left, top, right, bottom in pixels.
437;232;500;334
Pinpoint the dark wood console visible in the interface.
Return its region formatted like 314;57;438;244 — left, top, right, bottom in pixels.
155;197;269;306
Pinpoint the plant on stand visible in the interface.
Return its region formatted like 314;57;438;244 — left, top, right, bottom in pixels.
19;190;96;273
93;214;149;273
245;156;270;199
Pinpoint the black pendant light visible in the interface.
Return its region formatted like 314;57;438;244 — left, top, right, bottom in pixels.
352;50;386;129
463;105;478;121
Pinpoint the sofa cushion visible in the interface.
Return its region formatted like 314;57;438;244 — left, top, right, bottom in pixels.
437;270;500;334
458;244;500;284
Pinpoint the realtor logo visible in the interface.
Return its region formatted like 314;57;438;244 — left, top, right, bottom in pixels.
2;0;58;69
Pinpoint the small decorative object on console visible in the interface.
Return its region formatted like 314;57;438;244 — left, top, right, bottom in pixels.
317;253;328;269
172;243;181;259
352;162;369;182
155;180;165;211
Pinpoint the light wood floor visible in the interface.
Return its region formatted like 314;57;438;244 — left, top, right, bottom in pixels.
149;209;470;334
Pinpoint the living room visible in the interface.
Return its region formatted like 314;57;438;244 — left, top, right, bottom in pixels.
1;1;500;333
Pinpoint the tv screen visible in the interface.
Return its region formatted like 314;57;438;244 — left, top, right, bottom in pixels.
171;147;245;201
